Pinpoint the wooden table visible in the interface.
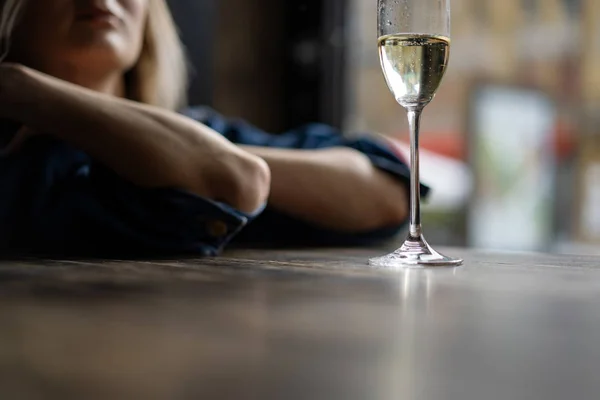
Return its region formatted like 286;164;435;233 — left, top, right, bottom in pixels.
1;247;599;400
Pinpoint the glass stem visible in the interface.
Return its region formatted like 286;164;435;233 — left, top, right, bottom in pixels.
407;107;423;239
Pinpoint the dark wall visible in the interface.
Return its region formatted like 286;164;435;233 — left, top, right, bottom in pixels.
213;0;287;132
167;0;217;106
167;0;347;131
284;0;348;129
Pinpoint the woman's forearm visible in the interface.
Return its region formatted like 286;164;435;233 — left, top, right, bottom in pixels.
0;65;270;213
240;145;409;232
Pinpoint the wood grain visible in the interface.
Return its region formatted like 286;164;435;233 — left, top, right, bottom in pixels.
1;247;599;400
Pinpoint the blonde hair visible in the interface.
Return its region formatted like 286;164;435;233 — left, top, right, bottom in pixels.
0;0;188;110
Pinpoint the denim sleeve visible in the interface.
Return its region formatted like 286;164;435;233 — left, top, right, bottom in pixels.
34;166;257;257
183;106;426;246
1;138;255;257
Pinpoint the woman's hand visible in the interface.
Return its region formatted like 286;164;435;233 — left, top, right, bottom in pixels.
0;65;40;155
0;64;32;109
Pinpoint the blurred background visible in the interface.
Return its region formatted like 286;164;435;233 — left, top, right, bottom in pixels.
168;0;600;254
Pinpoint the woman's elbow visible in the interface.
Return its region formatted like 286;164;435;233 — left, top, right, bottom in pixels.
364;204;408;233
372;184;410;230
210;152;271;213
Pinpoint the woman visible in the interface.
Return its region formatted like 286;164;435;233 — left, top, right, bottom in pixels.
0;0;417;256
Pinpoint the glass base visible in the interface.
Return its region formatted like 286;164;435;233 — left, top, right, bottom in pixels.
369;235;463;269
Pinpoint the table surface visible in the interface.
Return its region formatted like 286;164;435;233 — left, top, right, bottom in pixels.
1;247;599;400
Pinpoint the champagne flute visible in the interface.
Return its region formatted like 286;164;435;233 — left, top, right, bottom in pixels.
369;0;463;268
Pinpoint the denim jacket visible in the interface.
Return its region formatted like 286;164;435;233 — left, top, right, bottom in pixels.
0;107;426;257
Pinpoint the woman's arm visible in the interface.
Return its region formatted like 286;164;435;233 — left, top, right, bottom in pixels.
0;64;270;213
240;145;409;233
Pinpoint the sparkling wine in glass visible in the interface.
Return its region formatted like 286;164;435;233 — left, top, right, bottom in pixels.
369;0;463;268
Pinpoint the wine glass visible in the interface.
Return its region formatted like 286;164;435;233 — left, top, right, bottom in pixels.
369;0;463;268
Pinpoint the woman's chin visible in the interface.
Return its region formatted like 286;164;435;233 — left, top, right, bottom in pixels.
68;33;132;60
62;44;133;74
74;15;121;30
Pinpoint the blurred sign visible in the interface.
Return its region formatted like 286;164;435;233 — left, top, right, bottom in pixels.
467;85;556;251
575;119;600;244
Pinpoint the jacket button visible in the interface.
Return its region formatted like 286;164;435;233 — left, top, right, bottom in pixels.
207;220;228;238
